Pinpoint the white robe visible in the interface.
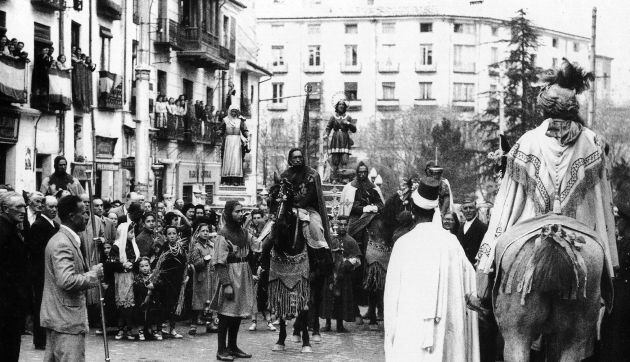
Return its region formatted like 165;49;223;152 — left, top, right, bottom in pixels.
384;222;479;362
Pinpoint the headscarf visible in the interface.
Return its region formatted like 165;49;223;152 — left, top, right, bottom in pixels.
48;156;74;190
220;200;249;248
114;222;140;264
225;104;241;127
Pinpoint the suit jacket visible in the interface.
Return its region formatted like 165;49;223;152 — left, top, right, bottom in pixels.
29;215;59;293
0;214;31;318
457;218;488;266
40;227;100;334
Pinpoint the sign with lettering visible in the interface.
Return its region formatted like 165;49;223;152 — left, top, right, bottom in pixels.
121;157;135;169
189;169;212;179
96;162;119;171
95;136;118;158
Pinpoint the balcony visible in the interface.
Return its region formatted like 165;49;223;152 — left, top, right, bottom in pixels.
488;68;500;77
177;26;231;70
378;62;399;73
98;71;123;110
97;0;123;21
267;102;288;111
155;18;184;50
452;100;475;112
270;63;288;74
240;97;251;118
303;63;325;74
376;99;400;111
156;115;218;145
453;63;476;74
347;99;362;111
415;63;437;73
340;62;362;73
31;0;66;11
414;98;438;107
0;57;28;104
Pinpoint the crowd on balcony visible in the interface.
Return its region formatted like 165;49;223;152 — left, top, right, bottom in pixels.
154;94;219;143
0;35;30;62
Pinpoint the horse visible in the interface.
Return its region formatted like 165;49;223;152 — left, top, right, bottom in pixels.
264;177;313;353
492;214;612;362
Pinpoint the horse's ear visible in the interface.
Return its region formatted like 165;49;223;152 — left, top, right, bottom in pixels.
273;172;280;184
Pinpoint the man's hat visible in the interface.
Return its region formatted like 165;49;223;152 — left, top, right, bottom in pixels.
411;178;440;210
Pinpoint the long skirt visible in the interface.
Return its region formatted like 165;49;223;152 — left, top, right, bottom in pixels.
114;272;135;308
221;135;243;177
210;261;254;318
192;266;217;311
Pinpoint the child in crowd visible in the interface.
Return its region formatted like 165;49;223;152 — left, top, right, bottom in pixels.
100;241;118;333
189;223;219;335
133;257;162;341
155;95;168;129
112;220;140;340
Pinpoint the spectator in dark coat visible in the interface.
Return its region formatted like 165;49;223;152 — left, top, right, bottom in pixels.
0;191;30;362
28;196;60;350
456;198;488;266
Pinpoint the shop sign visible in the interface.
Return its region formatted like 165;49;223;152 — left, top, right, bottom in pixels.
96;162;120;171
121;157;135;169
189;169;212;179
95;136;118;158
0;111;20;143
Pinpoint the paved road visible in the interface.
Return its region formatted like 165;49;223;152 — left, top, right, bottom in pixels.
19;318;385;362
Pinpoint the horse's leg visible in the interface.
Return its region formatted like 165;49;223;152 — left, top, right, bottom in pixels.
496;292;548;362
298;310;313;352
272;318;287;351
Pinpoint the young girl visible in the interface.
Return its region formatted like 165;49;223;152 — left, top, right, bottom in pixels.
189;223;218;335
154;225;188;339
133;257;161;341
100;241;117;333
155;95;168;129
112;221;140;340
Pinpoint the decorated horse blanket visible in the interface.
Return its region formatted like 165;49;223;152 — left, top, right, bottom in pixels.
268;248;310;317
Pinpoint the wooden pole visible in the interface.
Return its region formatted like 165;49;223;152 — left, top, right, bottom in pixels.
589;7;597;127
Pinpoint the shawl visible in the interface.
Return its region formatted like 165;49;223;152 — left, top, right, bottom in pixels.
280;165;331;247
339;179;385;217
114;222;140;264
220;200;250;249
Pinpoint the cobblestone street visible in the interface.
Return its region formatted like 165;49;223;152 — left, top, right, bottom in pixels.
19;318;385;362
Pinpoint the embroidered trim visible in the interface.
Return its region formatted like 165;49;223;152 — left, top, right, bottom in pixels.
506;143;550;215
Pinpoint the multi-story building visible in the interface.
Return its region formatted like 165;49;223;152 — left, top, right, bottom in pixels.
256;0;593;165
0;0;267;206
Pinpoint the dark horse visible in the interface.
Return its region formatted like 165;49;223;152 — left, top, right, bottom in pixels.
263;178;313;353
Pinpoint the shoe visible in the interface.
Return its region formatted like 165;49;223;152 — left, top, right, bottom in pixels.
216;351;235;361
153;331;163;341
228;347;252;358
206;323;219;333
322;324;332;332
115;330;124;340
170;329;183;339
189;326;197;336
355;316;364;326
311;334;322;343
138;330;145;341
126;331;136;340
95;329;104;335
266;322;277;331
272;344;285;352
290;335;301;343
301;346;313;353
248;321;257;331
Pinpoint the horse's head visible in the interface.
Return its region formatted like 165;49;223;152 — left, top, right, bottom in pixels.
268;177;295;223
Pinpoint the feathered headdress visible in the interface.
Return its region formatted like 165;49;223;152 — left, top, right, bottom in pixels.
539;58;594;94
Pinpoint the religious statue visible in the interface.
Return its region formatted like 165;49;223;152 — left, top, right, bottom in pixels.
324;94;356;183
219;98;249;186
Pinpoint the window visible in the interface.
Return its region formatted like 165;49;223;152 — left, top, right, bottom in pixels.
573;42;580;52
222;15;230;48
271;24;284;36
453;45;475;72
420;22;433;32
453;83;475;102
206;86;214;109
71;21;81;49
272;83;284;103
205;184;214;205
367;0;374;4
272;45;284;66
132;39;138;71
307;23;321;34
382;119;394;141
454;23;474;34
382;82;396;100
552;37;558;48
308;45;321;66
100;26;112;71
419;44;433;65
552;57;558;68
183;79;193;101
344;45;357;66
344;82;358;101
491;47;498;64
382;44;395;65
345;24;358;34
157;70;167;98
382;22;396;33
491;26;498;36
419;82;432;100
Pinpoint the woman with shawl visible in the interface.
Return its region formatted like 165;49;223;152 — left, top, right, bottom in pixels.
112;219;140;340
219;105;249;186
211;200;256;360
324;96;357;182
40;156;85;196
188;223;219;335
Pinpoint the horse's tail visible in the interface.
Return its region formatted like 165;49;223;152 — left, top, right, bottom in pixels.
517;225;586;304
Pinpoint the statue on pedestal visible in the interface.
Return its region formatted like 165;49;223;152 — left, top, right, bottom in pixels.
324;94;356;183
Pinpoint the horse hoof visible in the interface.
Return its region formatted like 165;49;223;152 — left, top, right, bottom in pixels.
272;344;285;352
311;334;322;343
291;335;301;343
301;346;313;353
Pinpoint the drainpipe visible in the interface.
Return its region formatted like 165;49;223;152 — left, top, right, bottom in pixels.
33;114;43;172
256;75;271;187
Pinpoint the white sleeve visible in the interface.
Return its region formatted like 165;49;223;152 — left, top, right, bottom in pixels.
384;241;403;358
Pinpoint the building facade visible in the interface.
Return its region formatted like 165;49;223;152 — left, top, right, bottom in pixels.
256;0;592;164
1;0;267;206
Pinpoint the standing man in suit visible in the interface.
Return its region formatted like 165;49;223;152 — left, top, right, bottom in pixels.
110;191;142;221
0;192;30;362
29;196;60;350
457;198;488;266
40;195;103;361
93;198;117;243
